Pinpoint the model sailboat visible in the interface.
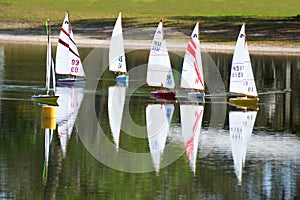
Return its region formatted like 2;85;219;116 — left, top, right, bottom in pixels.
180;22;205;103
146;103;174;175
229;110;257;185
180;103;204;174
56;11;86;87
32;20;59;106
109;12;128;85
108;85;126;151
229;23;259;107
56;86;84;158
146;19;176;101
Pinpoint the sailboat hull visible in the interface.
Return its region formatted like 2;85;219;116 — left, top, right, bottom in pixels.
32;95;59;106
57;77;86;87
150;90;176;101
188;92;205;103
116;74;129;86
229;97;259;110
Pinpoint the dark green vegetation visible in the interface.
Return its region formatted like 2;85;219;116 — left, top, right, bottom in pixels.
0;0;299;43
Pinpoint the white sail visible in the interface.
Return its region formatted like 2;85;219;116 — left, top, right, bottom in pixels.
44;21;56;94
229;23;257;97
109;12;127;73
146;20;175;89
180;22;204;90
108;85;126;150
146;104;174;174
69;30;85;77
180;104;204;174
229;110;257;184
56;86;84;157
56;12;70;75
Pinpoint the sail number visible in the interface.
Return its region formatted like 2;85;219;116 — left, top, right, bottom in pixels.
71;59;80;73
166;74;173;85
231;64;244;78
152;41;161;52
243;80;255;93
118;56;123;68
230;127;243;134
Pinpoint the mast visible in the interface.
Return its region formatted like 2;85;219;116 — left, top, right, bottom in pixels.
45;19;51;95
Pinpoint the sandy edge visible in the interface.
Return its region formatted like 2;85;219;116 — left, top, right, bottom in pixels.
0;34;299;56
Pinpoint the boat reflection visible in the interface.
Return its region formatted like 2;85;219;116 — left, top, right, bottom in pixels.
56;86;84;158
108;85;126;151
180;103;204;174
229;108;257;185
41;105;56;184
146;103;174;175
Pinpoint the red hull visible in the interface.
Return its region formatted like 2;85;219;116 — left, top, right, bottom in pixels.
150;90;176;101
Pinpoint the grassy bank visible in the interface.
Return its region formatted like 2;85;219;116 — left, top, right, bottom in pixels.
0;0;299;43
0;0;299;23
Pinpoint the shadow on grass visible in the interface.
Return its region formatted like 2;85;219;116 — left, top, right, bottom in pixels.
167;15;300;42
1;15;299;43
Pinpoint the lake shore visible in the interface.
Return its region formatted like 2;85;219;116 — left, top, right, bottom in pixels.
0;33;299;56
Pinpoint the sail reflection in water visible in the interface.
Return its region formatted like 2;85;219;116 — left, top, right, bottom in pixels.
41;106;56;184
56;86;84;157
229;109;257;184
146;104;174;174
180;103;204;174
108;85;126;151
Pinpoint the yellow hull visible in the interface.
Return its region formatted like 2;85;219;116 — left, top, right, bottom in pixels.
32;95;59;106
229;97;259;110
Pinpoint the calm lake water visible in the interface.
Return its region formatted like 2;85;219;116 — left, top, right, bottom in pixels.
0;43;300;199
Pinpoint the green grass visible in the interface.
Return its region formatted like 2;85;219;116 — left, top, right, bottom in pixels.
0;0;299;24
0;0;299;44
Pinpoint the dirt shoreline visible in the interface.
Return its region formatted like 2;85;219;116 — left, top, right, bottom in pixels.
0;33;299;56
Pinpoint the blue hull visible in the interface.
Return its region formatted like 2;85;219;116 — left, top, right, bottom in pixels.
116;75;129;86
57;77;86;87
188;92;205;103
